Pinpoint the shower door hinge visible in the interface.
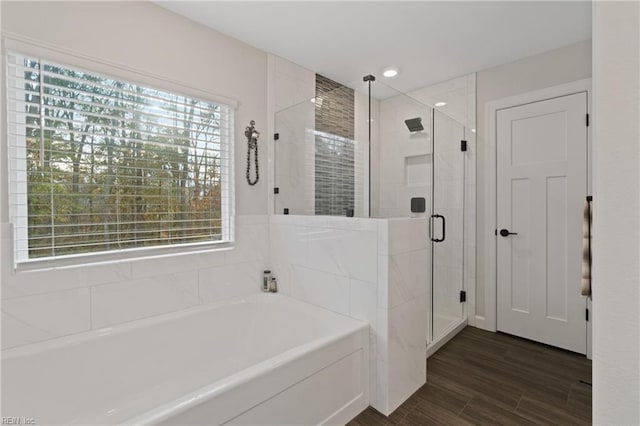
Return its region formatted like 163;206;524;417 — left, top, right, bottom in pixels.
460;290;467;303
461;140;468;152
274;133;280;141
586;114;590;127
274;187;279;194
586;308;589;321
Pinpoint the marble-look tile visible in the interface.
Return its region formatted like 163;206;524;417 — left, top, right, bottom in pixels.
235;214;268;225
198;262;262;303
305;227;344;274
269;222;308;267
325;216;380;232
433;263;464;320
129;250;225;279
377;220;389;255
377;255;390;310
387;295;428;413
3;262;132;299
387;249;430;309
388;218;429;255
373;305;391;414
269;214;307;226
306;228;378;282
300;215;329;228
290;266;350;315
1;288;91;349
350;279;377;328
224;223;269;265
91;271;199;328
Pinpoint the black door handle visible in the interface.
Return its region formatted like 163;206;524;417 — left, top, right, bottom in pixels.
431;214;446;242
499;228;518;237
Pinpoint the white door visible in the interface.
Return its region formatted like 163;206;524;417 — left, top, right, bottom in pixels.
496;92;588;354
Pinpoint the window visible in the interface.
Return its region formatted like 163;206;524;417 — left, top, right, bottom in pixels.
6;52;233;262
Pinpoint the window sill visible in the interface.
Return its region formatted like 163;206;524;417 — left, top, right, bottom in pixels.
13;240;234;273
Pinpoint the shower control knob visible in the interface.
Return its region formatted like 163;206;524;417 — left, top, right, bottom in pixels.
499;229;518;237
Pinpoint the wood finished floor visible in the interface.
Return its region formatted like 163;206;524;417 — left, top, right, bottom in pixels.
349;327;592;426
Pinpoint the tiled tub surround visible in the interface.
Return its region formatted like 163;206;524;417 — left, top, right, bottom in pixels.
1;215;269;350
2;293;369;425
269;215;429;415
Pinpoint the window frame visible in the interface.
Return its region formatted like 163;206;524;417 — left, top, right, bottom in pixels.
3;36;237;268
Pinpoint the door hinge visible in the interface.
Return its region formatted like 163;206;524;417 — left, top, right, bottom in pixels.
586;114;589;127
274;133;280;141
461;140;468;152
586;308;589;321
274;187;279;194
460;290;467;303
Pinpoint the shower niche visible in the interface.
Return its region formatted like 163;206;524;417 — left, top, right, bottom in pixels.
405;154;431;188
274;74;475;359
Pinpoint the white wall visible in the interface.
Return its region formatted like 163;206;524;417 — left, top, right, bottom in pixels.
1;1;270;349
592;2;640;424
475;40;592;319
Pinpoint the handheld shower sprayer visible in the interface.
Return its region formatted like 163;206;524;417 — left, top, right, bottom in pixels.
245;120;260;186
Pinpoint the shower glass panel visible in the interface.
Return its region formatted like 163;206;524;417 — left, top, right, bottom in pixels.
431;110;466;341
274;77;471;353
369;82;433;219
274;82;369;217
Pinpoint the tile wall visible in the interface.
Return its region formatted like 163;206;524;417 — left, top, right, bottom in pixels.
1;216;269;349
269;215;428;415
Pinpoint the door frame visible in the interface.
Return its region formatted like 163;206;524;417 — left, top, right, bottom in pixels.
477;78;592;357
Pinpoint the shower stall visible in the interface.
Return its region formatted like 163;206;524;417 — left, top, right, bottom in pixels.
273;75;474;353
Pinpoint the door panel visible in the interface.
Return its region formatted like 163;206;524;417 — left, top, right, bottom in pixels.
432;110;465;341
497;92;587;354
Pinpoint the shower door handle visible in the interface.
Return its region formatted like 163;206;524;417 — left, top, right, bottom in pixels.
430;214;446;243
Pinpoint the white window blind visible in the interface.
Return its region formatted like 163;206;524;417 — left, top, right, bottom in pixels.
6;52;233;262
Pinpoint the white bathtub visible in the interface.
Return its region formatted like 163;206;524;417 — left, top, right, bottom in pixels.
1;293;369;425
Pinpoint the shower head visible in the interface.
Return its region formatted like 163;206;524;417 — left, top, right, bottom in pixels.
404;117;424;133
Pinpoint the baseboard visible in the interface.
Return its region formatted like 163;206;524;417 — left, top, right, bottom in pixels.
472;315;492;331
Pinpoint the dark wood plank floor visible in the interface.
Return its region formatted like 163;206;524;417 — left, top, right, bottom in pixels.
349;327;592;425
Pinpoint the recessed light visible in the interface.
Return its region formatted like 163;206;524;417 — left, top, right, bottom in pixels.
471;128;476;133
383;68;399;78
435;101;447;107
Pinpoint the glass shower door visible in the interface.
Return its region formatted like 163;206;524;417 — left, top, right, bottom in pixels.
431;110;466;341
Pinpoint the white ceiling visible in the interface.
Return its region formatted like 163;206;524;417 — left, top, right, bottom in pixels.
156;1;592;93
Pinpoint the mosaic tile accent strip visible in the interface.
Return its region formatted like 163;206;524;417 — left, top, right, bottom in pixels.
315;74;355;216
